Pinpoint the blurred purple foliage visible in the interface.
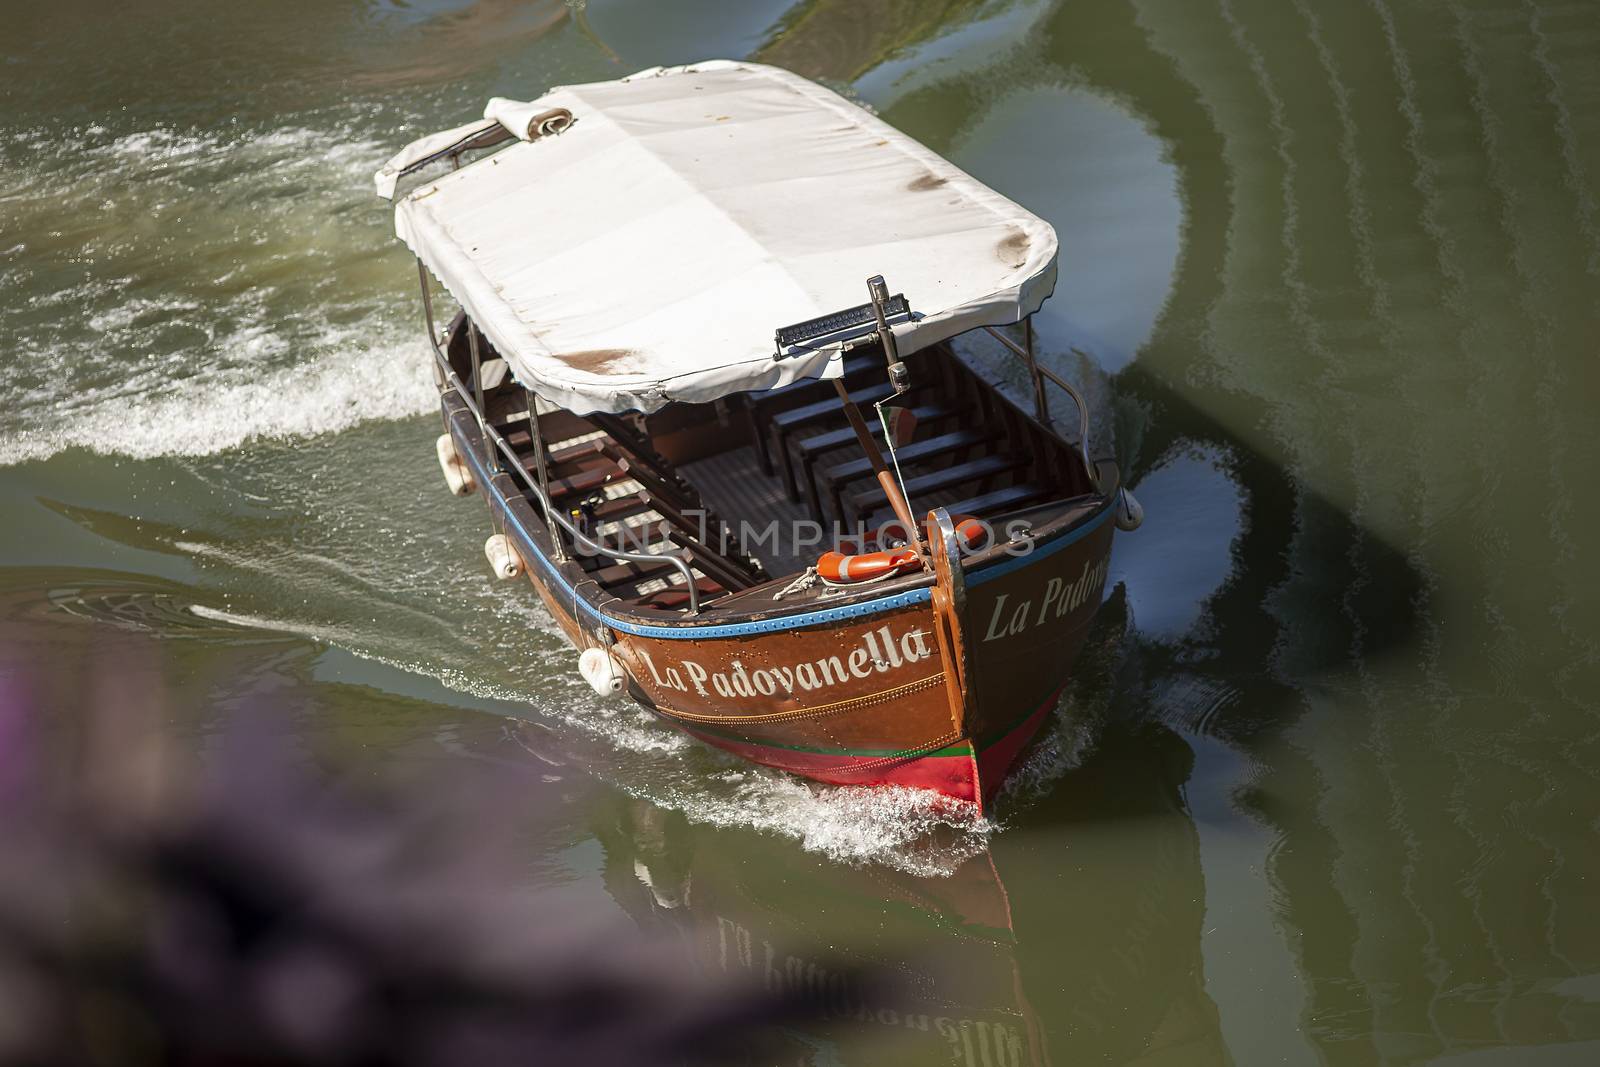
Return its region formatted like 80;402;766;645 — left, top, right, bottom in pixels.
0;630;804;1066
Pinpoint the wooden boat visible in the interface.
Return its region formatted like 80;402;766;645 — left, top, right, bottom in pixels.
375;62;1141;810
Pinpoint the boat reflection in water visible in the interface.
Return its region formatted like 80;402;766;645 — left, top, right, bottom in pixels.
588;717;1228;1066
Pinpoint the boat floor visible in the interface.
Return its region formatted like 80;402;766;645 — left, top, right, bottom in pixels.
679;445;813;577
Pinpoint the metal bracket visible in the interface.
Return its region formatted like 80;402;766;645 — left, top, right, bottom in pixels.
773;292;910;358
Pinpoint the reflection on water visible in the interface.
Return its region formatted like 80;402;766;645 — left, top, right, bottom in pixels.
752;0;1006;84
4;0;1600;1061
0;575;823;1065
595;718;1227;1065
955;86;1182;371
1110;447;1242;640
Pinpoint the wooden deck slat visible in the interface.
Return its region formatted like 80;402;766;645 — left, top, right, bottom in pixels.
679;446;813;577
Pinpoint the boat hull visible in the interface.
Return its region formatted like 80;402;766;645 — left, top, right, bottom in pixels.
446;403;1114;811
606;513;1113;809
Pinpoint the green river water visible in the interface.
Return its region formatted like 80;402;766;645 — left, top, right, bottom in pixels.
4;1;1599;1063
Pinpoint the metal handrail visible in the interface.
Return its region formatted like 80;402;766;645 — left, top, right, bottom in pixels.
1034;364;1094;482
981;324;1095;488
417;263;702;614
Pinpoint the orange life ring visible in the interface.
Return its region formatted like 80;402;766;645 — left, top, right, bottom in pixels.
816;546;920;584
814;515;988;585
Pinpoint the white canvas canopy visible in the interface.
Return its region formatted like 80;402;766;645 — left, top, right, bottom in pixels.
378;61;1058;415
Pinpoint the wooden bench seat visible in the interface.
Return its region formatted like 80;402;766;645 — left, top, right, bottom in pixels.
768;381;894;445
945;482;1055;520
819;427;988;521
745;351;882;472
789;399;973;514
863;481;1054;532
544;462;627;500
766;382;900;498
845;453;1027;523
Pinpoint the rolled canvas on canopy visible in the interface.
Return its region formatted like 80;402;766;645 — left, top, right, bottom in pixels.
380;61;1059;415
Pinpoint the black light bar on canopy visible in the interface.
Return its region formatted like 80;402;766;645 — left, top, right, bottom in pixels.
773;293;911;358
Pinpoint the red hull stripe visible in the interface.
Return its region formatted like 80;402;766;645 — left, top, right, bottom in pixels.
675;683;1067;802
973;691;1059;799
663;679;1066;763
972;680;1070;752
678;724;983;801
674;717;973;759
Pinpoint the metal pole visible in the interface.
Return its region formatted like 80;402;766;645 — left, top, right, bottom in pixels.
867;275;910;395
1023;316;1049;424
465;320;495;474
417;259;439;369
524;387;565;562
833;380;927;562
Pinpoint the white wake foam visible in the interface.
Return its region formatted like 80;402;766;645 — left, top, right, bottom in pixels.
2;115;423;467
635;772;994;876
0;338;436;465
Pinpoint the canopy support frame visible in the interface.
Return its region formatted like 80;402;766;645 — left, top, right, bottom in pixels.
466;321;493;474
416;261;697;610
523;387;565;563
982;322;1097;490
1022;317;1048;424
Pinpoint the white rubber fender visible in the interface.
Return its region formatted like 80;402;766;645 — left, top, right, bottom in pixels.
1115;487;1144;532
484;533;523;580
579;647;626;698
435;434;475;496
